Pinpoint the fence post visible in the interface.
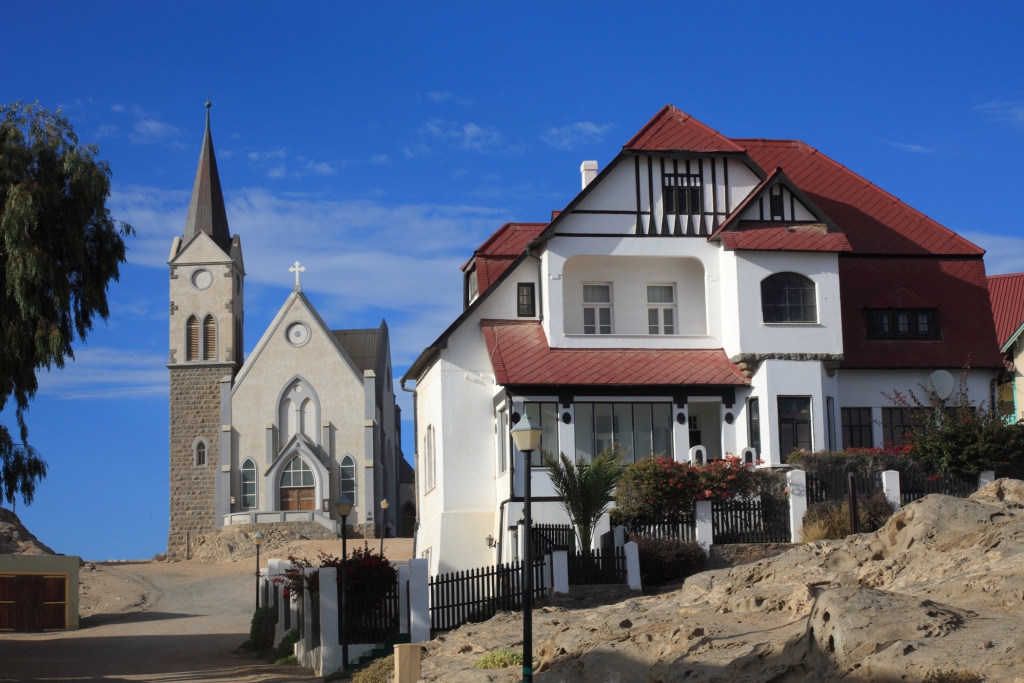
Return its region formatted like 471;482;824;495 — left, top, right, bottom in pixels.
408;558;430;644
979;470;996;488
695;500;713;556
318;567;340;675
299;568;315;663
689;445;706;465
624;541;641;591
396;561;410;636
786;469;807;544
881;470;901;511
613;525;626;548
551;549;569;594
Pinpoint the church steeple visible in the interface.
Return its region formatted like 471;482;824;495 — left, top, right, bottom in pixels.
183;101;232;253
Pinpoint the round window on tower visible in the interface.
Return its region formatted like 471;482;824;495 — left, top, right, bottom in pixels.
190;268;213;291
285;322;311;347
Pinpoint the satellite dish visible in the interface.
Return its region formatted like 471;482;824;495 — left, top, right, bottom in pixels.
929;370;955;400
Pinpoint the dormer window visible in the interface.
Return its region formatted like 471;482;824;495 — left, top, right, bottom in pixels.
769;187;785;219
663;173;702;215
465;265;479;308
867;309;939;339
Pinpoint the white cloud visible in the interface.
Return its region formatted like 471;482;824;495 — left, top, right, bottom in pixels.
403;143;431;158
882;140;935;154
130;118;182;144
972;101;1024;126
963;231;1024;275
267;164;287;179
541;121;613;151
95;124;118;138
248;148;286;162
425;91;453;102
305;160;336;175
370;154;390;165
37;348;168;400
421;118;507;153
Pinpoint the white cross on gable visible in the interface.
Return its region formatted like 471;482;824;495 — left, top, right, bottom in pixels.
289;261;306;288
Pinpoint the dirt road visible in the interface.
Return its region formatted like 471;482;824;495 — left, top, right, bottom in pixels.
0;560;319;682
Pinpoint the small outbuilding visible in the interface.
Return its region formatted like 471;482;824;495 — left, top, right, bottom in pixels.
0;554;80;632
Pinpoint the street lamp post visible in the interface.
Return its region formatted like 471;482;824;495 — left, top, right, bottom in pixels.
379;499;390;556
334;495;354;672
510;414;543;683
252;531;265;611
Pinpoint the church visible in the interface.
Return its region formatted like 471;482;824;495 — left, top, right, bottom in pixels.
166;104;411;558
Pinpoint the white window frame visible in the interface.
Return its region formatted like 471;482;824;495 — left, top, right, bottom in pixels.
281;456;314;488
193;437;208;467
424;425;436;493
339;454;356;500
582;282;613;335
496;408;508;474
240;458;257;510
646;284;676;335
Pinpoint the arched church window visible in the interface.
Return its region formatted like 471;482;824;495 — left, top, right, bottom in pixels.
186;315;200;361
194;439;207;466
203;315;217;360
340;455;355;499
241;459;256;509
280;456;315;511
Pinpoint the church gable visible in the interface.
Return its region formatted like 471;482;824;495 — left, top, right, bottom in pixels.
170;229;235;266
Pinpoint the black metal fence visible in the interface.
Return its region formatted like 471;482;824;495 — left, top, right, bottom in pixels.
629;511;696;543
712;498;790;544
806;470;882;505
337;579;400;645
532;524;575;555
899;470;978;505
567;548;627;585
429;559;546;633
995;463;1024;481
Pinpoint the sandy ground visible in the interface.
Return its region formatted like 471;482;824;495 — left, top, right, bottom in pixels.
0;539;414;682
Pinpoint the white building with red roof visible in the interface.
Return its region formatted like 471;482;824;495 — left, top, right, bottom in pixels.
401;105;1004;574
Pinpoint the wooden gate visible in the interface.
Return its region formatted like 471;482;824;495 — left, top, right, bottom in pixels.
0;573;68;632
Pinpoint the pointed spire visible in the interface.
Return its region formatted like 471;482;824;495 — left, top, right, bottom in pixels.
183;100;232;253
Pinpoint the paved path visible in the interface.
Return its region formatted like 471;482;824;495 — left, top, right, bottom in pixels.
0;562;319;682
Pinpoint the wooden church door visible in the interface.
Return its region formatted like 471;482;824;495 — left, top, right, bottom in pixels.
280;456;316;511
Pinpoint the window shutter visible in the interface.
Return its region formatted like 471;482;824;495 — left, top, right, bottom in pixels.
186;316;199;361
203;316;216;360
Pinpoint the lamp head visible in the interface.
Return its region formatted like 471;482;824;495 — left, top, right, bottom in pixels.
252;531;265;547
380;498;389;510
485;534;496;548
510;413;543;453
334;495;354;518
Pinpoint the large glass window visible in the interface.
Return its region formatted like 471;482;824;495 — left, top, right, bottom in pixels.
867;309;940;339
583;284;612;335
761;272;817;323
523;402;559;466
517;283;536;317
747;398;761;456
647;285;676;335
841;407;873;448
241;459;256;509
662;172;701;215
882;407;925;446
281;456;314;487
340;455;355;499
778;397;812;462
574;402;672;464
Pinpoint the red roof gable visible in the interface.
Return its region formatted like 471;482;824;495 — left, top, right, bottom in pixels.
625;105;746;153
840;258;1002;369
988;272;1024;349
719;224;852;252
481;320;749;386
736;139;984;256
463;222;547;295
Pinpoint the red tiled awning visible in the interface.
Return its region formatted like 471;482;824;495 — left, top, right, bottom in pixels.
481;320;749;386
719;224;852;252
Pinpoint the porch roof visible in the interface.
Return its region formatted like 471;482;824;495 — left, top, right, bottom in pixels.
480;320;749;387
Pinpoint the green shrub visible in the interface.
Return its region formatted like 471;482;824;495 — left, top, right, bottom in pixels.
473;649;523;669
787;447;918;476
922;670;983;683
801;490;897;541
634;536;706;586
274;628;299;662
245;606;277;652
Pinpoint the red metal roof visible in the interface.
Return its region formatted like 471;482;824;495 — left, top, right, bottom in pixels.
624;104;746;153
719;224;852;252
988;272;1024;349
839;258;1003;368
462;222;547;294
481;320;749;386
736;139;984;256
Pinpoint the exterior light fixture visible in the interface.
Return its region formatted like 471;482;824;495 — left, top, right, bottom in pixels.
380;499;390;555
509;412;542;682
334;495;354;671
252;531;265;610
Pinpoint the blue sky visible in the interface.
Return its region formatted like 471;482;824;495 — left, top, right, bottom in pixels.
3;1;1023;559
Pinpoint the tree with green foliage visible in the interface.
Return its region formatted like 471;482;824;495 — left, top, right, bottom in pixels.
0;101;132;508
544;445;624;555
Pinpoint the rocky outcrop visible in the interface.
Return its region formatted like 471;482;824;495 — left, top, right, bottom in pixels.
183;521;336;563
418;480;1024;682
0;507;54;555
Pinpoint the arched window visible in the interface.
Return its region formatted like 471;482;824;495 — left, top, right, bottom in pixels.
401;503;416;538
277;379;319;450
761;272;817;323
194;439;207;466
186;315;200;361
241;459;256;509
203;315;217;360
424;425;436;491
340;455;355;499
280;456;315;511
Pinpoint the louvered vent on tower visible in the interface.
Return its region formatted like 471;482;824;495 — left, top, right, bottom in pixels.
186;315;200;361
203;315;217;361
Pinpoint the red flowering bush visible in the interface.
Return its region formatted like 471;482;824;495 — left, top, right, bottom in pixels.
282;544;397;600
611;456;776;528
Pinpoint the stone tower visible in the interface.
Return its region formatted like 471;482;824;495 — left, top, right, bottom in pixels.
166;102;245;559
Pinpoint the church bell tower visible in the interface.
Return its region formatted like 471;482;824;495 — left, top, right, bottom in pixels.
166;102;245;559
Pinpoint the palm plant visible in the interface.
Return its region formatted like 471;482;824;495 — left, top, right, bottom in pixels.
544;445;625;555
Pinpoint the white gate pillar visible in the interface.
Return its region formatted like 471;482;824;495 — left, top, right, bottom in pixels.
695;500;713;556
408;558;430;643
787;469;807;544
881;470;901;511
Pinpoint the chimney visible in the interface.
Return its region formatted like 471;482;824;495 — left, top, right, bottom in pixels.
580;160;598;189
